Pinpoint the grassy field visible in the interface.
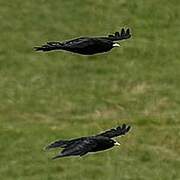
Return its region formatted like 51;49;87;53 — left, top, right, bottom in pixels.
0;0;180;179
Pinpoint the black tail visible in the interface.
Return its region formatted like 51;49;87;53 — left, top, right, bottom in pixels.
34;42;63;52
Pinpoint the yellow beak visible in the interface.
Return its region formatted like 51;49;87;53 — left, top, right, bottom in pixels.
113;43;120;47
114;141;120;146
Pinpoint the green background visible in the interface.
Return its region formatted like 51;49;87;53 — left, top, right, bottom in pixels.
0;0;179;179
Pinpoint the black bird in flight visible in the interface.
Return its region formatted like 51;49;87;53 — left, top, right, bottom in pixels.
45;124;131;159
35;28;131;55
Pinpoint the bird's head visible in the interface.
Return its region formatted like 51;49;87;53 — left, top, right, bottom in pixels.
112;42;120;48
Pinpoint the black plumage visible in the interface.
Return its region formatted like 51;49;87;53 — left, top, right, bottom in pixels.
45;124;131;159
35;28;131;55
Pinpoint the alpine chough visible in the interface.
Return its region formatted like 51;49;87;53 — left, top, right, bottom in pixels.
35;28;131;55
45;124;131;159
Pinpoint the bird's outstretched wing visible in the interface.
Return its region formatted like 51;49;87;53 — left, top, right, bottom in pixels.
34;38;93;51
44;137;85;150
52;139;97;159
34;42;63;51
97;124;131;138
107;28;131;41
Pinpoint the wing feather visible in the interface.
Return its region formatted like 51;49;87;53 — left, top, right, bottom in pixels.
97;124;131;138
45;137;85;150
107;28;131;41
52;139;97;159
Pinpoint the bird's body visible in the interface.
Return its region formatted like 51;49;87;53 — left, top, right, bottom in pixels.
45;124;131;159
35;28;131;55
61;38;114;55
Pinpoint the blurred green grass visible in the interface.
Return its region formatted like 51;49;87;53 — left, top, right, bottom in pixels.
0;0;180;179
